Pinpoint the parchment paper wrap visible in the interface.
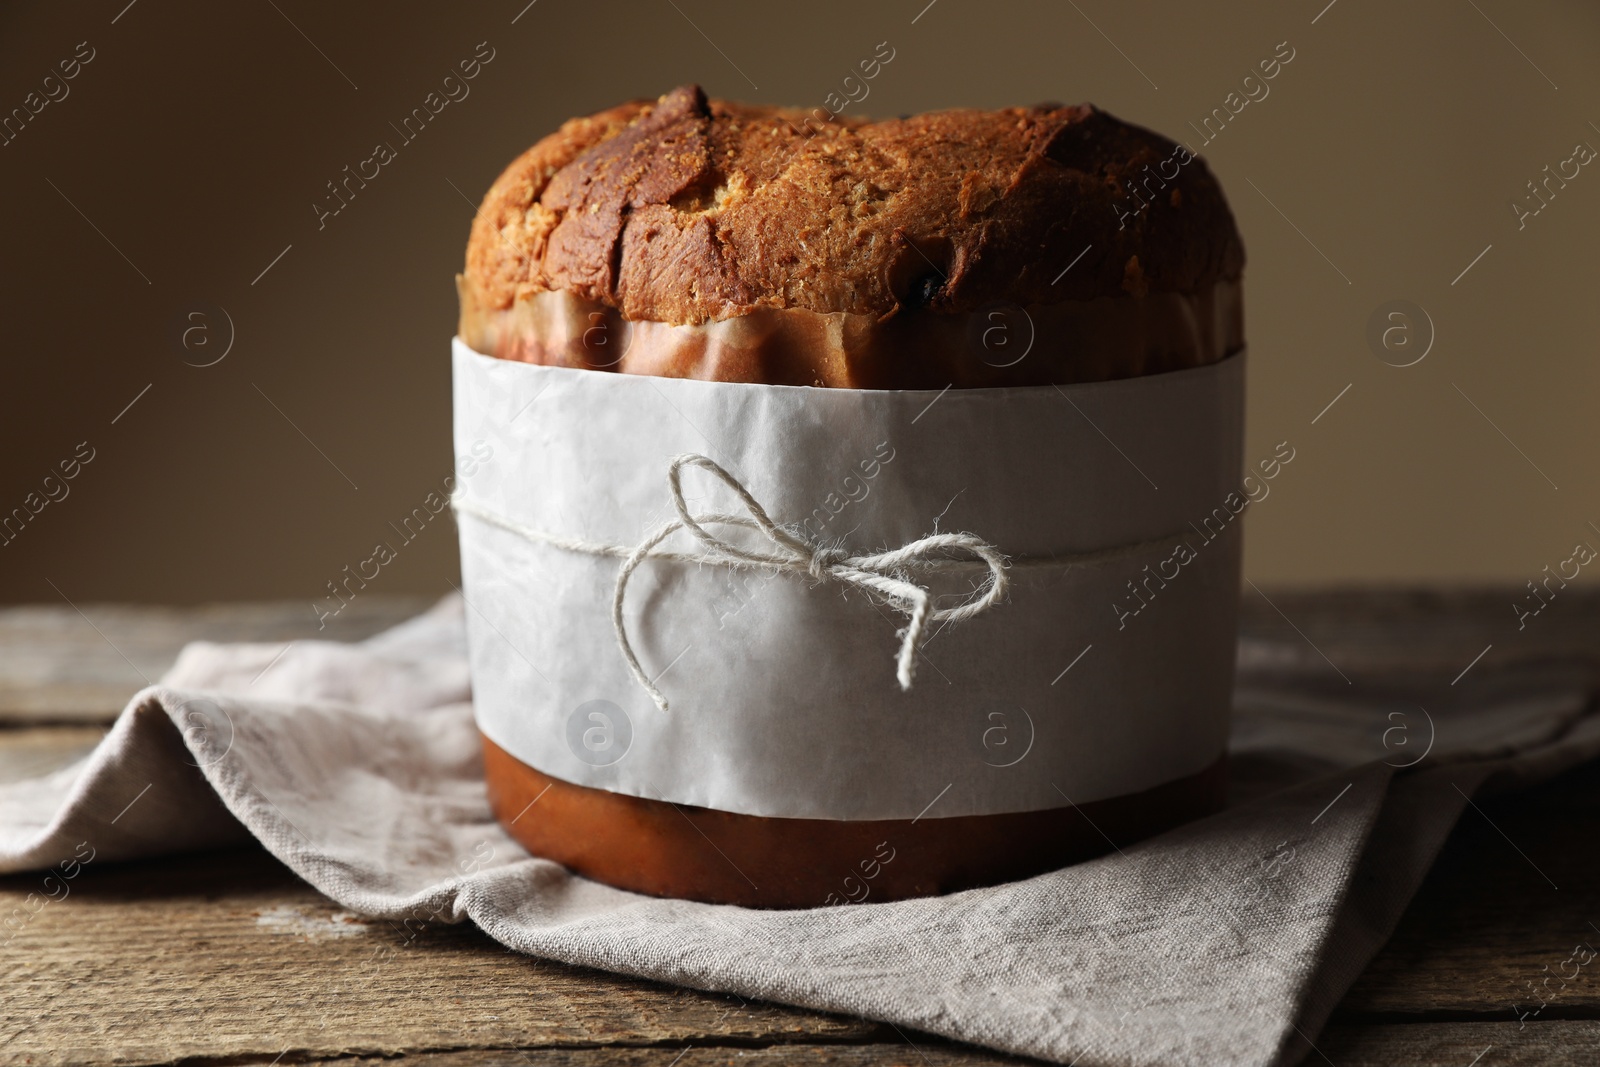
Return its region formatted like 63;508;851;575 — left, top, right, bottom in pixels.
453;338;1245;821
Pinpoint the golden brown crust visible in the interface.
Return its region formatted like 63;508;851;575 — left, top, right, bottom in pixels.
465;86;1244;327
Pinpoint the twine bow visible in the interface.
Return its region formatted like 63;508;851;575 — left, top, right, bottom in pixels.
614;454;1011;712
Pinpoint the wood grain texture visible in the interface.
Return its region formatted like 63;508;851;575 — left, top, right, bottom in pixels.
1238;586;1600;681
299;1021;1600;1066
0;725;104;784
318;1043;1030;1066
0;597;434;723
1340;760;1600;1021
1317;1020;1599;1067
0;848;885;1067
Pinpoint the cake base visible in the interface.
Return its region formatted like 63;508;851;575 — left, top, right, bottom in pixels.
483;734;1227;908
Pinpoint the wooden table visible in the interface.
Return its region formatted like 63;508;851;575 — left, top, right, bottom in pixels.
3;592;1598;1066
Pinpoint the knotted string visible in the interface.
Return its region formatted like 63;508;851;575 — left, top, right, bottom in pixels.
607;454;1011;711
450;454;1012;713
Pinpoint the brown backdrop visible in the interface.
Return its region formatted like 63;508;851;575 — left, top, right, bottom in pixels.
2;0;1597;606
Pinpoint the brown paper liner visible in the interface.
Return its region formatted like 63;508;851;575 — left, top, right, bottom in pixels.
484;735;1227;908
458;279;1243;388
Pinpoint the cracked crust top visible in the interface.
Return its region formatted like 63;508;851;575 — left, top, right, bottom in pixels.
462;85;1244;327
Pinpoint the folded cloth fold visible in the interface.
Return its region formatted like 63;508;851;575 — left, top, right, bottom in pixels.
3;595;1596;1067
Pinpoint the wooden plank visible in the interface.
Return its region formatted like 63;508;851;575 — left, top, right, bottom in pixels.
319;1042;1026;1065
22;1021;1585;1066
1340;759;1600;1020
0;598;434;724
0;725;105;784
1239;586;1600;680
1316;1019;1600;1067
0;847;887;1067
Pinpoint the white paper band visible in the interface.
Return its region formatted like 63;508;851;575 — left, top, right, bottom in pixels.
453;338;1244;821
454;452;1015;710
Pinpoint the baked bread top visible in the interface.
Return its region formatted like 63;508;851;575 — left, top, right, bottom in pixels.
462;85;1244;328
